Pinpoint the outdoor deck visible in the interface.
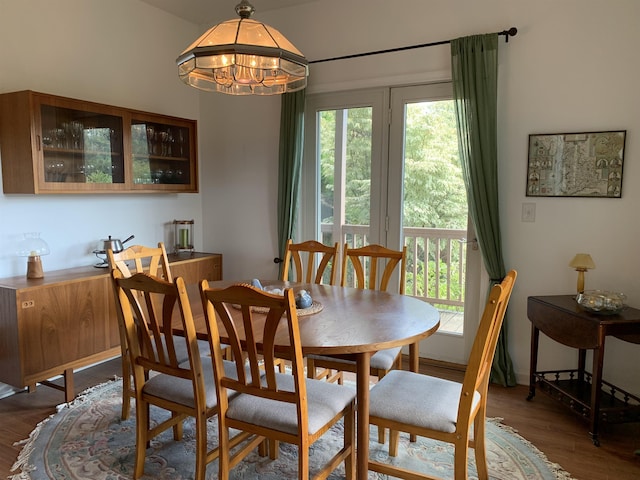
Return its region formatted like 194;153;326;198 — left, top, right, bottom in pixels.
438;310;464;334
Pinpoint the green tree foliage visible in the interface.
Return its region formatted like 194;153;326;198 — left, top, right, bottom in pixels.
319;110;336;224
319;107;373;226
83;127;115;184
344;107;372;225
403;101;466;229
320;101;466;229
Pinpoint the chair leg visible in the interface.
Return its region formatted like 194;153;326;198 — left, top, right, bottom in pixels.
171;411;183;440
258;439;268;457
135;400;149;479
474;413;488;480
299;438;310;480
453;438;470;480
344;402;356;480
218;421;231;480
121;374;131;420
222;344;232;360
120;343;131;420
306;358;316;379
194;415;207;480
269;439;280;460
389;429;400;457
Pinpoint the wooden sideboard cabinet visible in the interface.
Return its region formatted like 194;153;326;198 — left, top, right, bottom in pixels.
0;252;221;402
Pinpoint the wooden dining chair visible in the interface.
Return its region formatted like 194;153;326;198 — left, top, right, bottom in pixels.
107;242;172;420
281;239;339;285
111;271;255;480
367;270;517;480
108;242;223;420
199;281;356;480
307;243;408;385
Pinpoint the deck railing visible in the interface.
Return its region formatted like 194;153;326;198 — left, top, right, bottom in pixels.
321;224;466;310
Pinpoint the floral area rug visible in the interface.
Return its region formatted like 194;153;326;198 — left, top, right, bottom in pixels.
10;378;574;479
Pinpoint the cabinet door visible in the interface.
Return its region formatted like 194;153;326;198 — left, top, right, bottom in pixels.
169;255;221;285
129;112;198;192
0;90;198;194
17;277;114;378
39;103;125;190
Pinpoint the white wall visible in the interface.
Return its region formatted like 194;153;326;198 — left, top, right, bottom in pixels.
0;0;203;277
197;0;640;390
199;93;282;281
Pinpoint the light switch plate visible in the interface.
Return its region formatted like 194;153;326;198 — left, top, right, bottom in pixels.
522;203;536;222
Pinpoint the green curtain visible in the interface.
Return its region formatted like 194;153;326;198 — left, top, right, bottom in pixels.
450;34;516;387
276;89;306;278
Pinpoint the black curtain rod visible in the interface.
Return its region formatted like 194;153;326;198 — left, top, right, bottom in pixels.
309;27;517;65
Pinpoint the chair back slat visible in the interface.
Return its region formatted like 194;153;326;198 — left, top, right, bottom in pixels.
281;239;339;285
200;283;307;413
341;243;407;294
458;270;517;418
108;243;172;281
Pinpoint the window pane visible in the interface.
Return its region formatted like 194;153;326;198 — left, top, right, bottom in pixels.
317;106;373;253
403;101;466;229
318;110;336;225
345;107;371;226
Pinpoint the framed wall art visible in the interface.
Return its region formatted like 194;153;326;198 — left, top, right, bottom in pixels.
526;130;626;198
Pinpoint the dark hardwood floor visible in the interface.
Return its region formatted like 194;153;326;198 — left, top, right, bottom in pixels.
1;357;639;479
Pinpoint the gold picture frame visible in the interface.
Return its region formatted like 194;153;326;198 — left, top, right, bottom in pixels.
526;130;626;198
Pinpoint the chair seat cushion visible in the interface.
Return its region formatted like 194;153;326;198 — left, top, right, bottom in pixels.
226;372;356;436
143;357;237;410
172;337;211;361
370;347;401;370
369;369;480;434
309;346;401;371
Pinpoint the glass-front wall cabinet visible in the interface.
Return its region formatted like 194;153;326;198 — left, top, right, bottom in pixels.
40;105;124;186
0;91;197;194
131;117;192;188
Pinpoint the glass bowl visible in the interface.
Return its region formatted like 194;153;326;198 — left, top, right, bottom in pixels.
576;290;626;315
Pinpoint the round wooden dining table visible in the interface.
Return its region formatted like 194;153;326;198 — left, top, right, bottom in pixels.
189;279;441;480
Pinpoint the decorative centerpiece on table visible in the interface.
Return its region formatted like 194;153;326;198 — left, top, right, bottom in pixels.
576;290;627;315
247;279;322;316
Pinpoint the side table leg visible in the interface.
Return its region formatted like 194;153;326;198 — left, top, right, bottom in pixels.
578;349;586;384
527;324;540;401
589;335;605;446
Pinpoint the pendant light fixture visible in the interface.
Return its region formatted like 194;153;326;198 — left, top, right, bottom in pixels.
176;0;308;95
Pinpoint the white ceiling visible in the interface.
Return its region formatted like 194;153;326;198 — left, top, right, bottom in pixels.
139;0;316;25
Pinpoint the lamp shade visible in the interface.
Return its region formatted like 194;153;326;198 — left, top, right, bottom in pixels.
569;253;595;270
16;232;50;257
176;0;308;95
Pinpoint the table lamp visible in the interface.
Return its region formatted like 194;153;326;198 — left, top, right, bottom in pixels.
569;253;595;293
17;233;50;279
